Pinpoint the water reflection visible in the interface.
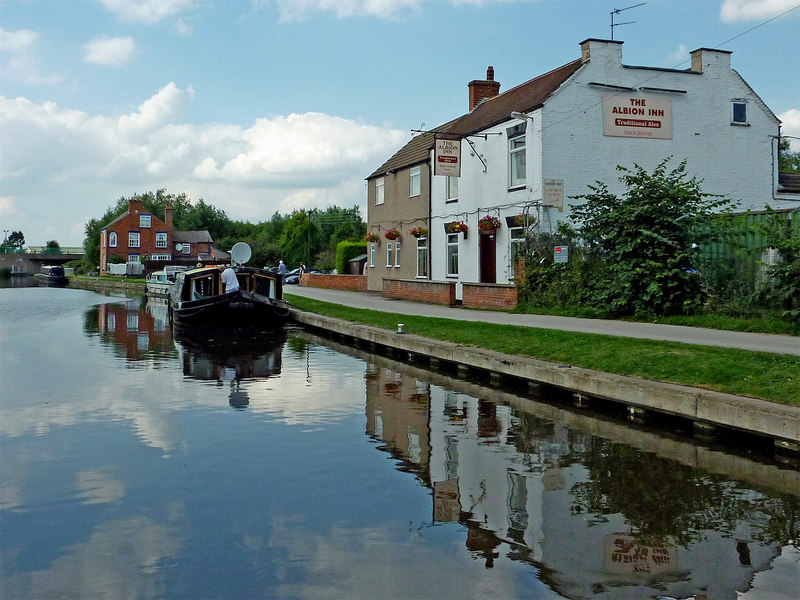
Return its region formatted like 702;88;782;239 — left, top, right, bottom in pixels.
174;326;285;409
1;288;798;599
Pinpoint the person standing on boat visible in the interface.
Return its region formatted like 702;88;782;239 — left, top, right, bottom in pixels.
278;260;287;281
218;264;240;294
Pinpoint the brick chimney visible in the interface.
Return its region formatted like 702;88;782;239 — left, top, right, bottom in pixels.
690;47;732;73
164;203;173;229
468;66;501;111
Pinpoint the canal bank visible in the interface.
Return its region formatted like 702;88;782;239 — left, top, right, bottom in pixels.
291;309;800;448
63;277;799;446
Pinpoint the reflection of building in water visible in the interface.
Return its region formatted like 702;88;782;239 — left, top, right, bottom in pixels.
96;298;175;362
364;362;796;599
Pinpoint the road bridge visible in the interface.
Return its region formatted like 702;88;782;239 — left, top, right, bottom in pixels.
0;249;84;274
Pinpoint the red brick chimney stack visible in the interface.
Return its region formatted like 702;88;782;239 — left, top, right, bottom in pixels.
165;203;173;229
468;66;501;111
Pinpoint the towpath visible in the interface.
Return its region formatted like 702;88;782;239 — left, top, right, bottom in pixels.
285;286;800;357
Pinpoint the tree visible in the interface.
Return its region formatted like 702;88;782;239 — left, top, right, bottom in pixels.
570;158;736;316
755;208;800;322
46;240;60;249
279;211;320;267
779;138;800;174
7;231;25;249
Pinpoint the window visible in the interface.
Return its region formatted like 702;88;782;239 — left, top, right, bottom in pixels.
446;176;458;202
155;232;167;248
386;242;393;267
128;231;140;248
416;236;428;278
446;233;459;276
182;243;191;255
151;253;170;261
732;101;748;124
510;228;526;277
376;177;385;205
109;232;117;247
127;253;140;264
140;214;151;228
394;241;401;267
369;243;376;267
410;166;421;197
509;134;526;188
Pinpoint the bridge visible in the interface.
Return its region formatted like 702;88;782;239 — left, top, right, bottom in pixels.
0;247;85;274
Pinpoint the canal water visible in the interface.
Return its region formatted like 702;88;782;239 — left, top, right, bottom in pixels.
1;285;798;600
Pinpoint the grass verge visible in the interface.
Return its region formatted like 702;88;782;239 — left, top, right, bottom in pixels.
287;294;800;406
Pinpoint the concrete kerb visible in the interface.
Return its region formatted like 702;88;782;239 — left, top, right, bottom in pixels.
290;309;800;445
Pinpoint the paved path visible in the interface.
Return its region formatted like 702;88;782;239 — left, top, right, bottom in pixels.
285;285;800;356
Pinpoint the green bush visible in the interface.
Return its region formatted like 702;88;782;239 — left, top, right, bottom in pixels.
335;241;366;274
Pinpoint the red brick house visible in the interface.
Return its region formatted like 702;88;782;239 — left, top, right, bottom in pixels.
99;200;219;275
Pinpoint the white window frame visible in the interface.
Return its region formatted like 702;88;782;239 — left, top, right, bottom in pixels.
140;214;151;228
127;253;140;264
394;241;401;267
509;134;526;189
150;253;170;261
155;231;167;249
510;228;526;277
446;233;459;277
409;166;420;197
128;231;140;248
386;242;393;267
375;177;385;205
181;243;191;255
109;231;117;247
446;176;458;202
731;100;748;125
369;243;376;267
416;236;428;278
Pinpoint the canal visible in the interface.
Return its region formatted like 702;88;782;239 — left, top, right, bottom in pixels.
1;285;798;599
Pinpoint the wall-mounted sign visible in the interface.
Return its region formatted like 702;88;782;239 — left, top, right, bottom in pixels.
554;245;569;263
544;179;564;211
603;95;672;139
434;138;461;177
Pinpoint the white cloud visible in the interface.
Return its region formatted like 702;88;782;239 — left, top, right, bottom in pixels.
0;27;38;52
779;108;800;150
95;0;196;24
0;85;408;245
666;43;688;66
0;27;62;84
720;0;800;22
264;0;513;22
83;35;137;66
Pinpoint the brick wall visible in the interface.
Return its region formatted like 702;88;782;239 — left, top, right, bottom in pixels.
462;283;518;310
300;273;367;291
383;279;456;305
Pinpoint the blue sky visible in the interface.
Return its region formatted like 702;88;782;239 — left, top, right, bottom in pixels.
1;0;798;246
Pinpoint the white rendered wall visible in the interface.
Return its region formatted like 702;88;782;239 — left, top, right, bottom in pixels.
431;42;783;290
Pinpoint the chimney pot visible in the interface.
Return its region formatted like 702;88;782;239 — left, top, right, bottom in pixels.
468;66;501;111
487;66;494;81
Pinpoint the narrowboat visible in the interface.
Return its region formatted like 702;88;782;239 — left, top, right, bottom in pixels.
35;265;68;286
145;270;171;297
168;265;289;327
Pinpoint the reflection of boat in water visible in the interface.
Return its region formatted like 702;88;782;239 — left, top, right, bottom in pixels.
173;326;286;383
35;265;68;286
168;244;289;328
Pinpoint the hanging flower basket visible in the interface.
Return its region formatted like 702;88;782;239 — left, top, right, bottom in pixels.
409;226;428;238
444;221;468;235
478;215;502;232
506;214;536;228
364;233;379;243
384;228;401;240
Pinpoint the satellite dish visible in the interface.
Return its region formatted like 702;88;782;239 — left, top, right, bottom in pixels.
230;242;252;266
175;243;183;251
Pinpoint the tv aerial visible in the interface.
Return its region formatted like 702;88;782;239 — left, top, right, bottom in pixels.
610;2;645;40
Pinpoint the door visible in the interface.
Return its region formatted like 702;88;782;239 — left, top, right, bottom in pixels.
479;231;496;283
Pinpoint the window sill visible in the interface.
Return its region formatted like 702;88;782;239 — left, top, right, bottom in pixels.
446;199;458;204
730;122;750;127
508;185;526;192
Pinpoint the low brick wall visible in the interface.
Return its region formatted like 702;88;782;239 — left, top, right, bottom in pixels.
462;282;518;310
383;279;456;306
300;273;367;291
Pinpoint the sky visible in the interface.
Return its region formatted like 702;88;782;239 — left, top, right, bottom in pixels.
1;0;798;247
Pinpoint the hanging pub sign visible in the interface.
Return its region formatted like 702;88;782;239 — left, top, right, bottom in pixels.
434;138;461;177
603;95;672;140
